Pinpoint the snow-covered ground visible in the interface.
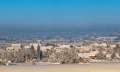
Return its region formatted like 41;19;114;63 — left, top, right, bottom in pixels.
0;63;120;72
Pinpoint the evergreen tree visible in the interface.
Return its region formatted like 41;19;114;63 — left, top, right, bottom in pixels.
40;50;43;60
30;44;35;59
36;44;40;60
36;44;43;60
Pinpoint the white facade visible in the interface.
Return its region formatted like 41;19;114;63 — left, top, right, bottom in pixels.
54;45;70;52
106;54;112;59
6;44;21;51
78;51;99;58
12;44;21;47
59;45;70;49
41;46;53;52
24;46;30;49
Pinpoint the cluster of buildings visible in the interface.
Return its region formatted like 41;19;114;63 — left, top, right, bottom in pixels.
4;41;120;61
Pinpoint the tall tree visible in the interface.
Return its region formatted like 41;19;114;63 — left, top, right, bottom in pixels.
40;50;43;60
36;44;42;60
29;44;35;59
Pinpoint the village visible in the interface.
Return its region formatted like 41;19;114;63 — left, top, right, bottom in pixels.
0;40;120;65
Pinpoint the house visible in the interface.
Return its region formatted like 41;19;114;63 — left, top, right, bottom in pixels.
6;44;21;51
59;44;70;49
54;44;71;52
79;46;91;53
55;47;63;53
24;46;30;50
100;43;107;47
106;54;112;58
110;44;116;49
115;53;120;59
78;50;99;59
41;46;53;52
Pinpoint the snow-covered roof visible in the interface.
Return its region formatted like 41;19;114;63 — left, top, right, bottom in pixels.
78;51;99;58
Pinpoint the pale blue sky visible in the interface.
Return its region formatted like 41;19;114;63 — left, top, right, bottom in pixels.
0;0;120;32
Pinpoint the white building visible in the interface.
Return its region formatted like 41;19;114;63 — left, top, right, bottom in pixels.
110;44;116;49
59;44;70;49
24;46;30;50
78;50;99;58
12;44;21;48
6;44;21;51
106;54;112;59
55;44;70;52
100;43;107;47
41;46;53;52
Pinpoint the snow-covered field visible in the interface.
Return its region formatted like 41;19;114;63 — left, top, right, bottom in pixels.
0;63;120;72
